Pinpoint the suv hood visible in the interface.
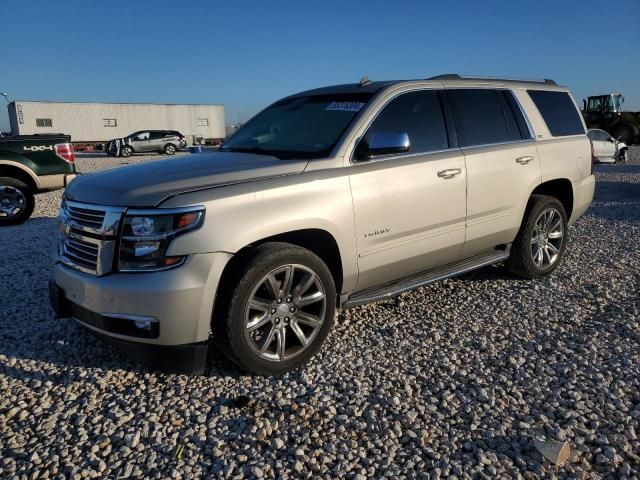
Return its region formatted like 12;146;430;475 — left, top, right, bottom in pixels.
65;152;308;207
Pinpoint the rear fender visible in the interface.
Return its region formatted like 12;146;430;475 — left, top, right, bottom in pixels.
0;157;41;189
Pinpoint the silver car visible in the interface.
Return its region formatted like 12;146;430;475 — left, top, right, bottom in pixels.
106;130;187;157
51;75;595;375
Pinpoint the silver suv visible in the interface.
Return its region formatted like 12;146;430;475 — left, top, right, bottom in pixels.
50;75;595;374
105;130;187;157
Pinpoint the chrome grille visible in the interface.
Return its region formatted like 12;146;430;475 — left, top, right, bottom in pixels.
66;204;105;229
58;200;125;276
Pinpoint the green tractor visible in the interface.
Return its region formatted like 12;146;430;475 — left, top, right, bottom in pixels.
582;94;640;145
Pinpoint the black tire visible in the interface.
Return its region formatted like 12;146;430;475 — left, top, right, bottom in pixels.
0;177;35;226
616;148;628;164
612;124;634;145
505;195;568;279
164;144;177;155
120;145;133;157
214;242;336;375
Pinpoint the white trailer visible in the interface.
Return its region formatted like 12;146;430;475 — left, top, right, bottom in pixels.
7;101;225;145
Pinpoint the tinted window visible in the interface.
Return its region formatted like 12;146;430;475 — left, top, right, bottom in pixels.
501;91;531;140
366;90;448;154
528;90;585;136
448;89;510;147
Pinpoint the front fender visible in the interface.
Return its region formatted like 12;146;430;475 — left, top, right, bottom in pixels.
161;171;359;293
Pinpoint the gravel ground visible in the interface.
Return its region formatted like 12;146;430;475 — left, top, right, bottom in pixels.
1;150;639;479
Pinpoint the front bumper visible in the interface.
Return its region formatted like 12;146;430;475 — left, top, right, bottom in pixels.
50;252;232;371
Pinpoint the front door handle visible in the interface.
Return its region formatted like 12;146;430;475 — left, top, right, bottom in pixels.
437;168;462;179
516;156;534;165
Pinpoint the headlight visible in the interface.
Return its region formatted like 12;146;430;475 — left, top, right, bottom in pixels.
118;206;205;272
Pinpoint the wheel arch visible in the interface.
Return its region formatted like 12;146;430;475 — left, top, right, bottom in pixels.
217;228;344;301
0;161;39;191
530;178;574;219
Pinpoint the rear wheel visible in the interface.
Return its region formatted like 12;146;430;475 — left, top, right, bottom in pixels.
0;178;35;226
215;242;336;375
120;145;133;157
164;144;177;155
505;195;568;279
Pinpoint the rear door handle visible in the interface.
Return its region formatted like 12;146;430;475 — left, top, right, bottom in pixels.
516;156;534;165
437;168;462;179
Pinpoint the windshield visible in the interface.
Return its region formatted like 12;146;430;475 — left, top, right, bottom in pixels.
606;95;622;112
221;93;374;159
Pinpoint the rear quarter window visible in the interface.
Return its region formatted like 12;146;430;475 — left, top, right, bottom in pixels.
528;90;585;137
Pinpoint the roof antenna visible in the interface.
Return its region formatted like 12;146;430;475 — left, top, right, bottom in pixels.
359;76;372;87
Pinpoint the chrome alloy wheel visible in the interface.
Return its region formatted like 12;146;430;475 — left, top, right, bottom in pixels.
244;264;327;362
530;207;564;269
0;185;26;219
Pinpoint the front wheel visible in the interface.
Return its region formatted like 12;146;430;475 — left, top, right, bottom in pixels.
0;178;35;226
616;148;628;164
120;145;133;157
505;195;568;279
216;242;336;375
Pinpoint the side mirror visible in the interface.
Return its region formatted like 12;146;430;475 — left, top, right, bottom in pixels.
356;132;410;160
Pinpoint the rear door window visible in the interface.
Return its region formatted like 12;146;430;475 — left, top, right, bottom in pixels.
528;90;585;137
447;89;511;147
366;90;449;154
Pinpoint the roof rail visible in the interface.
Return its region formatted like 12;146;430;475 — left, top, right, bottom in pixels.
429;74;557;86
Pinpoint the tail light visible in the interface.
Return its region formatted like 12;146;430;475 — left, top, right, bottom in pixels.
55;143;75;163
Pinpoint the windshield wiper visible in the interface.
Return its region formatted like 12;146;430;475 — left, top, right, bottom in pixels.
222;147;265;154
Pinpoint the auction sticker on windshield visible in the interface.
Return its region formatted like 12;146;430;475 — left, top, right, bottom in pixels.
325;102;365;112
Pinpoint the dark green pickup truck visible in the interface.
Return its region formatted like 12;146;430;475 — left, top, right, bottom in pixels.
0;134;77;225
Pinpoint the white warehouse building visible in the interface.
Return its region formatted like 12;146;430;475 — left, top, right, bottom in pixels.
7;101;225;144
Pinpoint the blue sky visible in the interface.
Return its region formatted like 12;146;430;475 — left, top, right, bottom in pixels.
1;0;639;132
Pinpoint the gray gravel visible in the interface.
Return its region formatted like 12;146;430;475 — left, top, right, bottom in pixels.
1;149;639;479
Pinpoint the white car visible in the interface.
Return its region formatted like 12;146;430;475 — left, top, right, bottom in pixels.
588;128;628;163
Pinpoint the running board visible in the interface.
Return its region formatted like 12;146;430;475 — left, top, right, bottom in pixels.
342;248;510;308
